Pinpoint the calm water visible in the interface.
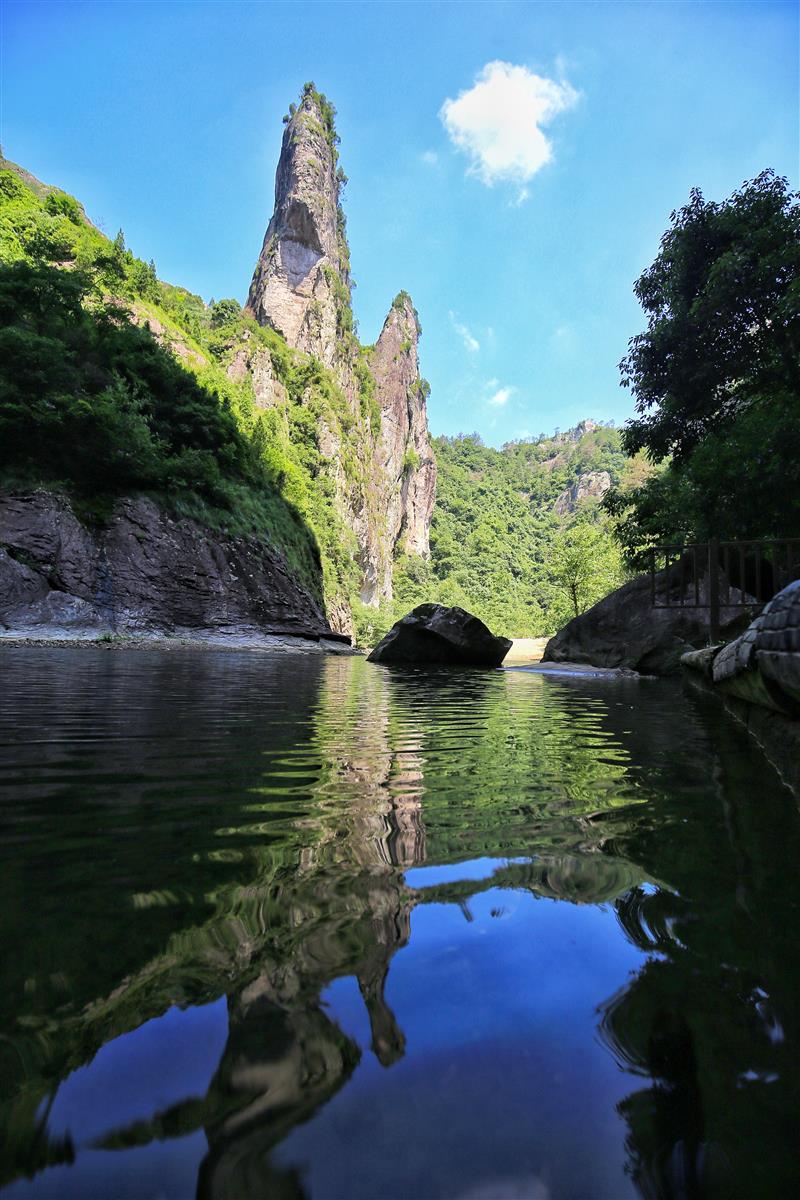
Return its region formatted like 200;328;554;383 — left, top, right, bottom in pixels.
1;648;799;1200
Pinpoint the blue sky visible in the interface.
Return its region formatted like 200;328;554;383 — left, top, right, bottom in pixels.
2;0;798;445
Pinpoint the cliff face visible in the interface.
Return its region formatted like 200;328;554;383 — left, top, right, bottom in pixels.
371;295;436;559
244;87;436;611
246;92;346;369
0;88;436;645
553;469;612;515
0;491;340;645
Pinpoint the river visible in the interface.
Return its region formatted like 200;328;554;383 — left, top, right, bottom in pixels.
1;647;798;1199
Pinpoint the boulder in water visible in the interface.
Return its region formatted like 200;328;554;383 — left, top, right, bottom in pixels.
368;604;512;667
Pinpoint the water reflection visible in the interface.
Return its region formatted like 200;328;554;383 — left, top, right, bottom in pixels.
0;650;798;1198
594;686;800;1199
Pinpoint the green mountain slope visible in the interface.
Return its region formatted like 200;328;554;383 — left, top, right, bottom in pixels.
0;154;649;643
376;426;647;641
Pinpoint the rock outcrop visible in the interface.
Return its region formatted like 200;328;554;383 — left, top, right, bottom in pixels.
246;91;346;368
226;336;288;412
371;293;436;561
244;86;436;611
0;490;343;645
543;563;751;676
368;604;512;667
553;470;612;516
552;419;599;445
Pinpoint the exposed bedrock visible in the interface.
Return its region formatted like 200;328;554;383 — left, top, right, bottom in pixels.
553;470;612;516
0;490;338;644
246;94;343;367
370;293;437;564
244;89;436;611
543;564;751;676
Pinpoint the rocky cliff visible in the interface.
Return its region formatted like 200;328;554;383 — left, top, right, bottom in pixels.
0;86;436;644
553;469;612;515
0;491;342;646
371;294;437;560
246;89;346;367
245;84;435;610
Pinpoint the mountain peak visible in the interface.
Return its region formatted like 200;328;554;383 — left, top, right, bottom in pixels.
245;85;349;364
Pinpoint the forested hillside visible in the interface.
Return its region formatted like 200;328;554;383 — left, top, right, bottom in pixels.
372;424;651;641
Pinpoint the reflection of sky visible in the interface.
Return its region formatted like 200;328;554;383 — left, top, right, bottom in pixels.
4;875;649;1200
405;856;530;888
3;1133;208;1200
5;999;228;1200
283;883;646;1200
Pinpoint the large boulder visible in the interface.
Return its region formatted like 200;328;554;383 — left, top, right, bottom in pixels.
543;564;750;676
368;604;511;667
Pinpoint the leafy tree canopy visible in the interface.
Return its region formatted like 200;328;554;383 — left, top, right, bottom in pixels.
608;170;800;561
621;169;800;463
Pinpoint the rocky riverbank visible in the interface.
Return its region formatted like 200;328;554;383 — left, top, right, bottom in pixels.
0;489;349;648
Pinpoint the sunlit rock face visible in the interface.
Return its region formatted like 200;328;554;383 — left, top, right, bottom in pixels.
554;469;612;516
371;294;437;562
244;89;436;612
246;92;345;368
226;339;288;413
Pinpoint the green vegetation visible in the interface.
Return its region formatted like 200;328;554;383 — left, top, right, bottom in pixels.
606;169;800;564
13;126;756;648
391;289;422;335
548;518;624;624
0;154;374;612
355;424;639;643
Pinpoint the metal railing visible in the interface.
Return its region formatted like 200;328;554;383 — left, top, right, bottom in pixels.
650;538;800;641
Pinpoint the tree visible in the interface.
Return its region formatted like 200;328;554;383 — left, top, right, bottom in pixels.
548;519;625;623
110;227;127;278
607;170;800;560
210;297;241;327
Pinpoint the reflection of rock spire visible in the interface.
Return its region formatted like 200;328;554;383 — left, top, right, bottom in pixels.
358;964;406;1068
309;658;429;871
198;987;359;1200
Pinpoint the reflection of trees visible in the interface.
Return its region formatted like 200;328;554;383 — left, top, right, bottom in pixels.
593;685;800;1200
2;656;661;1194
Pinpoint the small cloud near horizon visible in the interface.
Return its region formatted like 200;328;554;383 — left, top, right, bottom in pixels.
488;385;514;407
449;311;480;353
440;61;578;196
421;149;438;165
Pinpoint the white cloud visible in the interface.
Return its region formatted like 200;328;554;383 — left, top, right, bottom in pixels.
488;386;513;408
449;310;480;353
440;61;578;191
486;376;499;389
421;149;438;165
